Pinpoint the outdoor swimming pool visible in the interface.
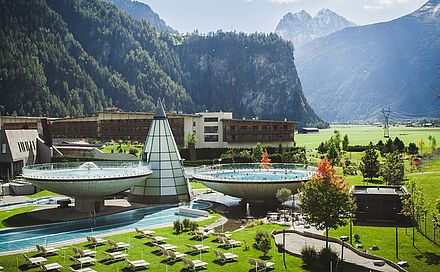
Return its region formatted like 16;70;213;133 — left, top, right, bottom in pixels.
0;202;209;253
214;170;309;181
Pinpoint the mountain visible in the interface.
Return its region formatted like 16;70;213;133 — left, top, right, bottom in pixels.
177;32;323;127
275;9;355;48
295;0;440;122
0;0;324;127
104;0;177;33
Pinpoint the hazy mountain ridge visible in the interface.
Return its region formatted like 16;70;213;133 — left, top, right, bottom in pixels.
0;0;324;127
275;9;355;47
104;0;177;34
295;0;440;122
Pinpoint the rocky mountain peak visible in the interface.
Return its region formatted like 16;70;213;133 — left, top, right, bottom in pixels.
275;8;355;48
411;0;440;19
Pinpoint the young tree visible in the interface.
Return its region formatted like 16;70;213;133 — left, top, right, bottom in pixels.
381;138;394;156
342;134;349;152
359;142;380;182
254;230;272;257
298;158;355;248
276;187;292;204
418;138;425;154
333;130;341;151
326;143;339;167
393;137;405;153
317;142;327;154
381;152;404;185
407;143;419;155
428;135;437;152
252;142;263;162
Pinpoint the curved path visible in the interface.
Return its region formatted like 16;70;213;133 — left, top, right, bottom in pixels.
274;232;400;272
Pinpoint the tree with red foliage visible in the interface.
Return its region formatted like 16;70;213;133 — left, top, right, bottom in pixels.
260;148;272;169
298;158;355;248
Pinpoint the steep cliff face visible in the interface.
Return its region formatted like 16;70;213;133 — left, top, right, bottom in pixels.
177;33;324;127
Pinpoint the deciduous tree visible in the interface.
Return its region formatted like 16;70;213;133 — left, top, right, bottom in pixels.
298;158;355;248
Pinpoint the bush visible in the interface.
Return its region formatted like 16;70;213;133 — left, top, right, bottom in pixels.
173;219;183;234
318;247;339;270
245;219;264;228
189;220;199;232
300;245;318;268
254;230;272;256
300;246;338;271
182;218;191;230
346;145;368;152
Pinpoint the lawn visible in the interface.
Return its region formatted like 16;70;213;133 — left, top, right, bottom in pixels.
100;143;143;157
0;206;39;228
189;181;207;190
296;125;440;151
26;190;59;199
0;213;371;272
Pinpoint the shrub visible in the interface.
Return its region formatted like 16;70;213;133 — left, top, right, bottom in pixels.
173;219;183;234
254;230;272;256
189;220;199;232
245;219;264;228
318;247;339;271
182;218;191;230
300;245;318;268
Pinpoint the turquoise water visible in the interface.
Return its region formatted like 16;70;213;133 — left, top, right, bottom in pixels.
213;170;308;181
0;202;208;253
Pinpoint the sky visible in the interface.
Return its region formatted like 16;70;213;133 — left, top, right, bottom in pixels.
139;0;427;33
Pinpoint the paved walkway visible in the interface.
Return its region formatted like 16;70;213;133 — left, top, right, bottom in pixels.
274;232;399;272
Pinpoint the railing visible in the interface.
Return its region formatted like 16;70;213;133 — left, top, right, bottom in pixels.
22;161;151;181
192;163;316;182
193;163;315;174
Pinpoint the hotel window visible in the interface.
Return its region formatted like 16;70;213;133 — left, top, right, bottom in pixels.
240;126;247;131
204;135;219;142
230;126;235;131
204;126;218;133
1;143;6;154
18;143;22;152
204;117;218;122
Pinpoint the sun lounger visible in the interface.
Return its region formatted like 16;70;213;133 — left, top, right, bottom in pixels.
185;243;210;253
87;236;107;246
148;236;168;243
166;249;187;262
72;247;96;257
214;249;238;263
126;259;150;270
192;231;209;240
103;251;129;262
70;256;96;266
135;228;155;237
219;236;242;248
23;254;47;267
40;262;62;271
248;258;275;271
181;257;208;271
67;266;97;272
156;243;177;251
108;239;130;250
36;245;59;256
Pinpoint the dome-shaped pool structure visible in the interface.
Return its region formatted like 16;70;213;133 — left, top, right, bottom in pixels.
23;161;152;212
192;163;315;203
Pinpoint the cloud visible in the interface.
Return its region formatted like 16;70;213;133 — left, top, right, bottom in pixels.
363;0;411;12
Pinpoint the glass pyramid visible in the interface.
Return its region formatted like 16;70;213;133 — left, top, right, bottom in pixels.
129;100;191;203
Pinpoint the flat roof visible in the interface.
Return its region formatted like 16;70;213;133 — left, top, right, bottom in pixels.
351;185;408;195
221;118;298;124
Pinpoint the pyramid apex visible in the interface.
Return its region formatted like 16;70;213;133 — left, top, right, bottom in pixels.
154;99;167;119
